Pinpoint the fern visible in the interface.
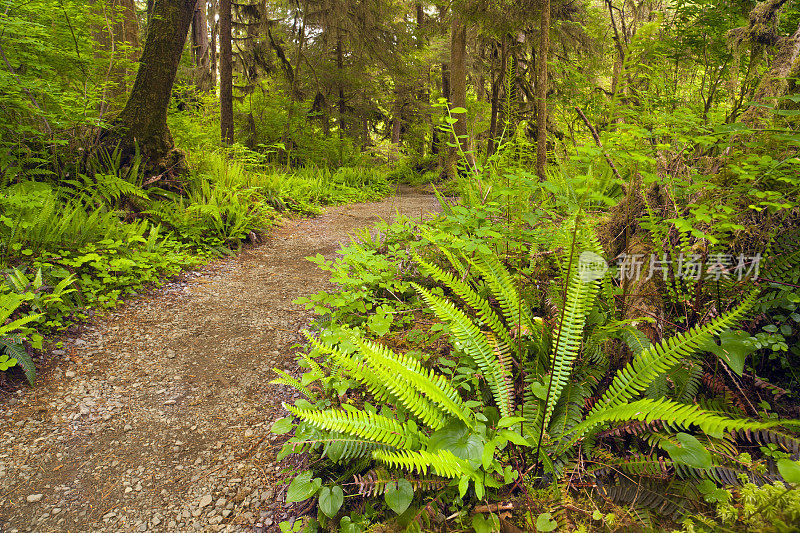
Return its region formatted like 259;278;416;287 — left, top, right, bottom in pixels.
563;397;800;452
271;368;315;400
590;290;759;418
310;332;475;429
412;283;514;418
286;404;424;450
414;251;514;351
0;335;36;385
373;448;474;479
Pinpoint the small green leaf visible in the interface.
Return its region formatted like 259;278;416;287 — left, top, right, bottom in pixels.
662;433;711;469
318;485;344;518
497;416;526;428
499;429;531;447
778;458;800;483
700;329;756;376
271;417;293;435
536;512;558;532
482;440;497;470
458;475;469;498
450;107;467;114
530;381;547;400
285;471;321;503
384;479;413;514
592;510;602;520
472;513;500;533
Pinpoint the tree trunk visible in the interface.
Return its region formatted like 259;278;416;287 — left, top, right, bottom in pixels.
336;27;346;137
433;3;449;157
210;0;218;87
101;0;198;173
220;0;234;144
93;0;140;118
536;0;550;179
740;24;800;127
192;1;212;92
488;37;507;157
282;0;307;148
449;14;473;170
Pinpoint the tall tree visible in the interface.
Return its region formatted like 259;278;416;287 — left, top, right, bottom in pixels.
192;1;212;91
220;0;234;144
449;14;473;171
536;0;550;179
210;0;218;87
102;0;198;171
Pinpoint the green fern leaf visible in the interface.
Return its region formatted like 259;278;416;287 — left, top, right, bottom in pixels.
412;283;513;418
373;448;473;479
0;337;35;385
355;336;476;429
592;290;759;417
286;404;424;450
562;397;800;451
414;251;515;351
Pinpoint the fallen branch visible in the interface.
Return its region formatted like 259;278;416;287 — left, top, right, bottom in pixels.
575;107;623;183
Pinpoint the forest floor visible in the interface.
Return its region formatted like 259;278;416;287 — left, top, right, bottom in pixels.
0;186;442;533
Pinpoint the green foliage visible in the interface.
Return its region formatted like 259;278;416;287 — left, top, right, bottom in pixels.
0;293;42;384
678;480;800;533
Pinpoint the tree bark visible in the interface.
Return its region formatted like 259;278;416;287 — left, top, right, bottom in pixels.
101;0;198;173
220;0;234;144
192;1;212;92
740;24;800;126
448;15;472;172
488;37;507;157
336;26;346;136
536;0;550;179
210;0;218;87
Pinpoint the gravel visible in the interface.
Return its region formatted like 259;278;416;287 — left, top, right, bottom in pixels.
0;188;441;533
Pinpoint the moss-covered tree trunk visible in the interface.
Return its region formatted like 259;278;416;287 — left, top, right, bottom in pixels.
102;0;198;173
448;15;473;173
219;0;234;144
536;0;550;180
192;1;212;92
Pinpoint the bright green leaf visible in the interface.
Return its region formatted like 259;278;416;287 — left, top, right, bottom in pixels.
662;433;711;469
536;512;558;532
318;485;344;518
384;479;413;514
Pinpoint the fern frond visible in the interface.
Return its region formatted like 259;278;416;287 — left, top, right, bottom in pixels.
591;290;759;416
308;334;404;407
355;336;476;429
373;448;473;479
733;428;800;459
270;368;315;400
541;254;600;430
596;479;685;519
0;337;35;385
563;397;800;451
322;433;389;462
470;252;537;337
413;251;514;351
590;453;672;479
352;470;448;496
412;283;513;418
286;404;423;450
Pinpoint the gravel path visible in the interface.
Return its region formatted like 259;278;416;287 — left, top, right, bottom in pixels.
0;187;441;533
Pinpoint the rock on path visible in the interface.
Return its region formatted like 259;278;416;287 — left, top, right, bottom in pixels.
0;187;441;533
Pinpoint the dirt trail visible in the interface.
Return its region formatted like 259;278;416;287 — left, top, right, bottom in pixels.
0;187;441;533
